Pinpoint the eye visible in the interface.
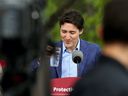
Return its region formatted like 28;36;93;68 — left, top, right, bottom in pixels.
70;31;75;34
61;30;67;33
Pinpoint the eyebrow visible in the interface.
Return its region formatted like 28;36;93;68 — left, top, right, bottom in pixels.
61;29;76;32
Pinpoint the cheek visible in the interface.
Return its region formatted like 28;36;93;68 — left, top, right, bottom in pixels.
60;33;65;39
72;34;79;40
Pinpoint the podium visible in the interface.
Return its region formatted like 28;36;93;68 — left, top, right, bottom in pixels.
51;77;80;96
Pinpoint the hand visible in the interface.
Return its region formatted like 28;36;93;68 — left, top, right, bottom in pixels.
46;45;55;56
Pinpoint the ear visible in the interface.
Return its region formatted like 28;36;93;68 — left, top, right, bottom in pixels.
97;24;104;40
79;29;83;35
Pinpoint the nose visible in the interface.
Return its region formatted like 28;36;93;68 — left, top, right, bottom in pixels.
65;33;71;40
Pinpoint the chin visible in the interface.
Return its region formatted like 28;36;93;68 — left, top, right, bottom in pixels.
65;42;72;47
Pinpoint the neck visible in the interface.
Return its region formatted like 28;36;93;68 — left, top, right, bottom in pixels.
103;43;128;69
67;46;76;53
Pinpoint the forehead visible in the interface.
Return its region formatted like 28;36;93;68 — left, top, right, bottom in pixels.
60;23;79;30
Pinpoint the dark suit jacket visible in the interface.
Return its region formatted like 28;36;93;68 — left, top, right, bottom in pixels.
31;39;101;78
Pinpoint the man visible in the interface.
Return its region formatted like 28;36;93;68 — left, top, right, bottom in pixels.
32;9;101;78
70;0;128;96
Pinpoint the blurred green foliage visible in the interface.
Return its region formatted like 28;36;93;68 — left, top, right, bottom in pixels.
42;0;106;47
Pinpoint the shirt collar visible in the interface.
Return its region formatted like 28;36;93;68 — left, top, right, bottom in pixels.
62;39;80;53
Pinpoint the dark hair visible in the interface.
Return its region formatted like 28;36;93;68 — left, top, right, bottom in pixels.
103;0;128;44
59;9;84;31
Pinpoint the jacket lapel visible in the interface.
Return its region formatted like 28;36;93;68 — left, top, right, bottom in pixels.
55;41;63;78
78;40;88;77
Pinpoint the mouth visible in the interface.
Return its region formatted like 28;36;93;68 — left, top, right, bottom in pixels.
65;41;70;44
64;39;70;42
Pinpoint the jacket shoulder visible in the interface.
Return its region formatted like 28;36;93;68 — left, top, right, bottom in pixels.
80;39;101;50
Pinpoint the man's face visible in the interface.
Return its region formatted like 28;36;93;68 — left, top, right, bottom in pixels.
60;23;82;52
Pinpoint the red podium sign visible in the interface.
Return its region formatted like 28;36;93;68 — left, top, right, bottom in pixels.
51;77;80;96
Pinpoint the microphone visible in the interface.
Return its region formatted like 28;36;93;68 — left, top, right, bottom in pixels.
72;50;83;64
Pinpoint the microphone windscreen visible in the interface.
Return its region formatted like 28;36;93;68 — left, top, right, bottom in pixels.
72;50;83;64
